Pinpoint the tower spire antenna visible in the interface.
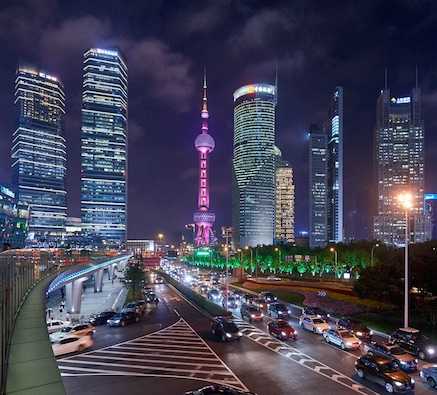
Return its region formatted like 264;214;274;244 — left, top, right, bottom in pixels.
275;60;278;106
416;65;418;90
194;69;217;246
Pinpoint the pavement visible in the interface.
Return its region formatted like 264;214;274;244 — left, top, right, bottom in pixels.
46;275;129;323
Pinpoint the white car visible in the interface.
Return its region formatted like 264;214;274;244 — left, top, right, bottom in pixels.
46;319;71;334
299;314;330;334
51;335;93;356
323;328;361;350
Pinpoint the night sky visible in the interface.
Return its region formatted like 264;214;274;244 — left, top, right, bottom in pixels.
1;0;437;245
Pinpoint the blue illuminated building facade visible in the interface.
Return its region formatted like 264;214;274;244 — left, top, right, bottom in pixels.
80;48;128;248
12;64;66;243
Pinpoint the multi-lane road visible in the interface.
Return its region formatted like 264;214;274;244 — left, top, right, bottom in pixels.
58;276;430;395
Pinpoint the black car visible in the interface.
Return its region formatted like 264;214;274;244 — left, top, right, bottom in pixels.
106;312;140;327
185;385;256;395
211;316;242;342
337;317;373;340
364;341;418;371
88;310;117;325
389;327;437;360
259;292;277;303
207;289;221;301
302;306;329;321
355;354;415;393
267;302;291;319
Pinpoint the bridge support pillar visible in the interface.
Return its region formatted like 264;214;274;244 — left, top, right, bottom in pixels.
66;278;87;314
94;269;104;292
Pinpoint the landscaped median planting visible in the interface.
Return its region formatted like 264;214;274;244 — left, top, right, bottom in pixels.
242;280;395;315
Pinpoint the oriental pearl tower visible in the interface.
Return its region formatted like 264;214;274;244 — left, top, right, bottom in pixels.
193;70;217;246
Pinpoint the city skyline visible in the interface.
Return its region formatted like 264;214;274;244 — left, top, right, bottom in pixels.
1;1;437;245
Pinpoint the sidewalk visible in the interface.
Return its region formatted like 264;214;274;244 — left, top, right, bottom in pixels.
47;276;128;323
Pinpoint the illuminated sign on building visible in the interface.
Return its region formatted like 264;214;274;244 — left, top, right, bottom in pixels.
391;97;411;104
233;84;276;102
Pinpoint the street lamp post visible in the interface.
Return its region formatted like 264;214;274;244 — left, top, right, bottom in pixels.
222;227;232;312
330;247;338;280
371;243;379;267
399;193;412;328
255;244;263;282
245;246;253;277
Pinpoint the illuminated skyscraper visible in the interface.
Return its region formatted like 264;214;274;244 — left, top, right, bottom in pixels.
275;147;295;244
12;64;66;242
373;85;431;245
193;72;216;246
324;86;343;243
80;48;128;247
308;124;328;248
232;84;276;248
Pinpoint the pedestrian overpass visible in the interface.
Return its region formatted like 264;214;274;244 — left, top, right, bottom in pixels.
46;253;133;314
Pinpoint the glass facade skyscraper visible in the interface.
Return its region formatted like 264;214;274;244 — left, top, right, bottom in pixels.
232;84;276;248
308;124;328;248
373;87;430;245
12;64;66;242
80;48;128;248
324;86;343;243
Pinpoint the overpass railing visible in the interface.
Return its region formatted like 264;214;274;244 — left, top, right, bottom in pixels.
0;248;115;394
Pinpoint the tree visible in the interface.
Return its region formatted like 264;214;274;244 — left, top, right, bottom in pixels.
124;263;144;299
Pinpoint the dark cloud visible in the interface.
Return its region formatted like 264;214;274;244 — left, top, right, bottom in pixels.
1;0;437;244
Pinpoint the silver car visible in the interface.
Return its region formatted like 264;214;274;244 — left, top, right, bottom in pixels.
299;314;330;334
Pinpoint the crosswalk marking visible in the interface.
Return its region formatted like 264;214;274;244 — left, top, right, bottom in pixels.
57;318;248;391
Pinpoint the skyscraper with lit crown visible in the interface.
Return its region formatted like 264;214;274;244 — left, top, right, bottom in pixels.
12;64;67;243
80;47;128;248
232;84;276;249
373;84;431;245
193;71;216;246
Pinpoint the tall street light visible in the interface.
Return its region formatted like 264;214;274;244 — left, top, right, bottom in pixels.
245;246;253;278
399;192;412;328
222;227;232;312
330;247;338;280
255;244;263;282
371;243;379;267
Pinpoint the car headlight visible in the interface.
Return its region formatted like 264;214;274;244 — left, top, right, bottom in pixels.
356;331;363;337
393;381;404;387
114;319;120;323
346;342;352;346
237;332;243;336
226;333;232;338
411;378;415;384
281;331;287;336
427;348;435;355
369;330;373;335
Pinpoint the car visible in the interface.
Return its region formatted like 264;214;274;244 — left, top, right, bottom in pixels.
50;323;95;340
267;319;297;340
184;385;257;395
337;317;373;340
107;312;140;327
267;302;291;319
88;311;117;326
266;275;281;281
388;327;436;360
420;363;437;388
144;291;158;304
355;354;415;393
252;298;268;310
240;293;255;305
121;301;143;314
259;291;277;303
302;306;330;321
240;304;263;322
207;289;221;301
46;319;71;334
232;290;244;300
51;335;93;357
299;314;330;334
222;296;238;309
199;284;209;294
364;341;418;371
323;328;361;350
211;316;242;342
154;276;164;284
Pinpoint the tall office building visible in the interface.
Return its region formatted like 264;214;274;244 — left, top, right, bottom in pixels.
424;194;437;240
81;48;128;248
324;86;343;243
232;84;276;249
373;86;431;245
275;147;295;244
12;64;67;242
308;124;328;248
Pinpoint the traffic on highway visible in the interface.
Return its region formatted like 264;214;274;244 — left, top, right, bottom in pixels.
48;258;437;395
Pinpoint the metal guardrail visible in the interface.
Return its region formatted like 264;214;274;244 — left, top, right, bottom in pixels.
0;248;113;394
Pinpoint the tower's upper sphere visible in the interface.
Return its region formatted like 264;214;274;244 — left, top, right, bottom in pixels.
195;133;215;151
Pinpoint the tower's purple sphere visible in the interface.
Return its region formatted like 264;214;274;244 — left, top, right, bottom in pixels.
195;133;215;151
